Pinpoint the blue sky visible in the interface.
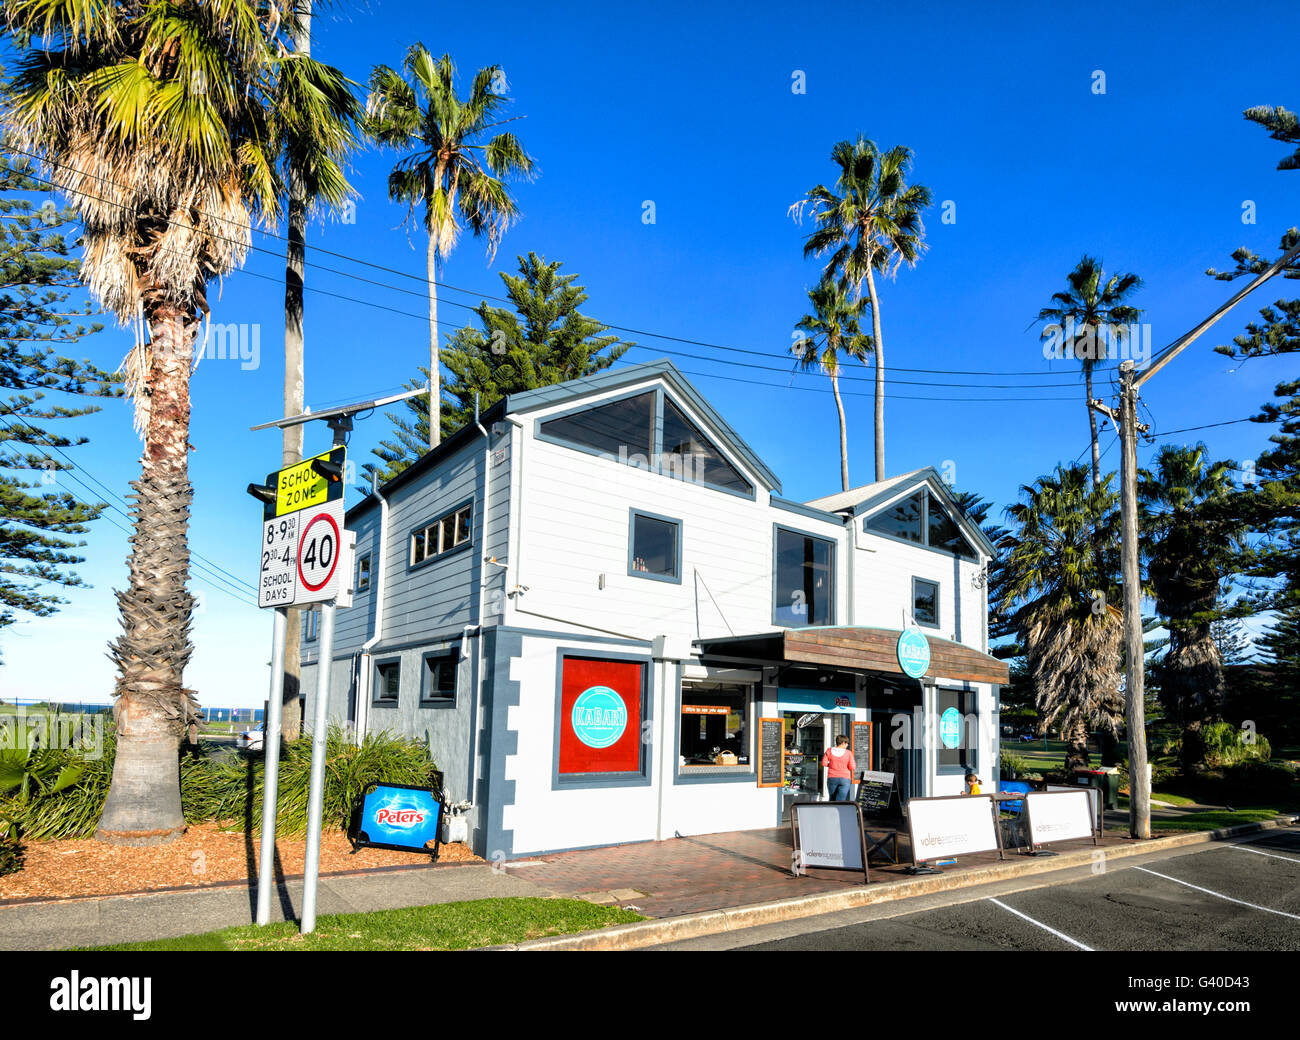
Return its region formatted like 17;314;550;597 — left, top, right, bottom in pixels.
4;0;1299;705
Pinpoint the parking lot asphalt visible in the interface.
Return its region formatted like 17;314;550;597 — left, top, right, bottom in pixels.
655;829;1300;951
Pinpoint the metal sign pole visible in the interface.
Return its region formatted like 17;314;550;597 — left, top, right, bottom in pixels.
299;600;336;934
255;607;289;925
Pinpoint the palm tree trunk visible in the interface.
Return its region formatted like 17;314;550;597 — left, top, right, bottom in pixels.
97;303;199;845
1085;365;1101;489
1063;714;1090;773
280;0;310;739
830;369;850;491
864;265;885;481
427;231;440;450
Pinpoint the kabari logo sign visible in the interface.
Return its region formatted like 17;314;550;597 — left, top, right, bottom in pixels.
897;627;930;679
571;685;628;748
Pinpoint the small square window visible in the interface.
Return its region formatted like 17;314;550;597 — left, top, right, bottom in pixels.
373;660;400;705
913;578;939;628
421;651;458;705
629;510;681;582
357;554;372;591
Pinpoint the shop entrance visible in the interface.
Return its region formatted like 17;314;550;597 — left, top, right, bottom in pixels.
777;681;855;821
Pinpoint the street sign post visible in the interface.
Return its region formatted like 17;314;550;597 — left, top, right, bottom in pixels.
249;445;348;934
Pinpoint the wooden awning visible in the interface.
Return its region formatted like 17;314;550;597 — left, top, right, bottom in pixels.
696;626;1009;685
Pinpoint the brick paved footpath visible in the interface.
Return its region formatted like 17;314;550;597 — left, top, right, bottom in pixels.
504;825;1126;919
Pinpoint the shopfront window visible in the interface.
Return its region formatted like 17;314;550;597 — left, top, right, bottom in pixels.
678;684;751;773
557;654;648;782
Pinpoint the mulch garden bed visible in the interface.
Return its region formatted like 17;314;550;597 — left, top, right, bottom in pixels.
0;822;480;903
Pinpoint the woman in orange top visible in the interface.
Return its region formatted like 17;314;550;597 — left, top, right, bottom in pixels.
822;735;856;802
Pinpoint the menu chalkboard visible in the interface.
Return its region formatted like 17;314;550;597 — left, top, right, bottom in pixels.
758;717;784;788
856;770;896;816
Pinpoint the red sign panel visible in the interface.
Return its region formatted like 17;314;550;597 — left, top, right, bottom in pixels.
558;657;644;775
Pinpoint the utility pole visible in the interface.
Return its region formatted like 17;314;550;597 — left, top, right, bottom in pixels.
1091;237;1300;840
280;0;313;740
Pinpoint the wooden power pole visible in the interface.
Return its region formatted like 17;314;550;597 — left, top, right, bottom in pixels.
1091;237;1300;840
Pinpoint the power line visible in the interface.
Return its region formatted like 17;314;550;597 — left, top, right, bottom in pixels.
5;142;1104;384
0;411;258;602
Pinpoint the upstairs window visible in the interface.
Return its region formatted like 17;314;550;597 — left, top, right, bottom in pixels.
539;391;655;461
538;389;755;496
773;527;834;627
868;492;924;543
866;490;977;560
629;510;681;583
661;400;753;494
913;578;940;628
357;554;372;591
411;503;472;567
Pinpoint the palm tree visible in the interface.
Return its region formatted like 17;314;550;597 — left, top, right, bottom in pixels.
793;281;872;491
1139;443;1243;772
366;46;535;451
791;136;931;482
1034;257;1143;489
3;0;357;844
997;464;1123;772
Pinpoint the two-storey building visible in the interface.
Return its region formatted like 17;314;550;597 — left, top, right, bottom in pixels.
299;359;1008;859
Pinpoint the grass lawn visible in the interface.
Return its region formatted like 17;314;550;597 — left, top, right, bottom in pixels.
77;897;644;951
1149;810;1293;832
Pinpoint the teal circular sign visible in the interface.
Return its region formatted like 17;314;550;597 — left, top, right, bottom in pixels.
897;627;931;679
571;686;628;748
939;707;963;749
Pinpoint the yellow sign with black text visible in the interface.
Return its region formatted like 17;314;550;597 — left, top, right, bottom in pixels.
263;448;345;519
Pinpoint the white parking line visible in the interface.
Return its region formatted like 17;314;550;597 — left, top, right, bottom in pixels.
1228;844;1300;864
1133;866;1300;920
988;898;1094;950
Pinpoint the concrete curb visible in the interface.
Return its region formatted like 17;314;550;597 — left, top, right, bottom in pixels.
491;818;1295;951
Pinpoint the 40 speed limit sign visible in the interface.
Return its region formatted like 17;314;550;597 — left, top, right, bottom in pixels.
259;499;347;607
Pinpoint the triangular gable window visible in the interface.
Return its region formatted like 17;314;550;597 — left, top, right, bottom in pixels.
538;391;655;461
927;495;977;559
865;488;978;559
538;388;754;495
661;399;752;494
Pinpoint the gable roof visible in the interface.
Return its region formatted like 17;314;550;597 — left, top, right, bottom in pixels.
805;467;997;558
343;359;782;522
506;358;783;493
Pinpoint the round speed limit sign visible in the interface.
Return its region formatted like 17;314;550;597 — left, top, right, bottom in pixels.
297;510;341;593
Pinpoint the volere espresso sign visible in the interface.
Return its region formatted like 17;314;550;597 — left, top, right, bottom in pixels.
905;794;1000;864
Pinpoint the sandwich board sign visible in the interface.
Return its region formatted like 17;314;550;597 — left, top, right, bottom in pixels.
257;448;348;608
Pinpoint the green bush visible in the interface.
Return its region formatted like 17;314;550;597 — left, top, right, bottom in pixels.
2;724;439;842
1000;748;1031;779
180;724;439;836
1200;722;1271;768
1215;760;1297;799
0;828;24;877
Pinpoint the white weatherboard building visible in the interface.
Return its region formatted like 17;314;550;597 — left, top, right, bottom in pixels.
299;360;1009;859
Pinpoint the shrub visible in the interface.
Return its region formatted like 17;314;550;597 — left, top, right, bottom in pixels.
1200;722;1271;769
1215;760;1297;799
0;827;24;877
181;725;439;836
3;724;438;841
1000;748;1031;779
